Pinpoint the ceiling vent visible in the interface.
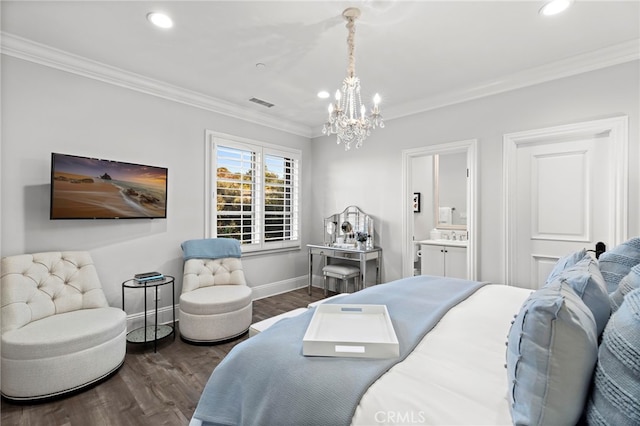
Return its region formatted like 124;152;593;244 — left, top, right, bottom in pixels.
249;97;275;108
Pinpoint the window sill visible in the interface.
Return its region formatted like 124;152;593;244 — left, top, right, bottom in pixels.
241;246;301;257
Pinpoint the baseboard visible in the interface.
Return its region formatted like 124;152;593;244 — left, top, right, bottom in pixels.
250;275;309;300
126;305;177;332
125;275;315;329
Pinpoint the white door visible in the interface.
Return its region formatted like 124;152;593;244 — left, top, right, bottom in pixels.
505;117;628;289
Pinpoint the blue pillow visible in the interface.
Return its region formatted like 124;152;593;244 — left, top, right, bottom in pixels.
598;237;640;293
546;248;588;283
507;280;598;426
583;287;640;425
609;264;640;313
554;256;611;335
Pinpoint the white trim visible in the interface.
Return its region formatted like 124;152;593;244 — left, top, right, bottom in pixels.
349;39;640;131
1;32;311;138
205;130;302;253
126;276;308;329
126;304;177;333
250;276;308;300
3;32;637;140
401;139;478;280
503;116;629;285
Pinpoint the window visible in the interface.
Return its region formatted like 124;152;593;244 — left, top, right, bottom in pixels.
206;131;300;253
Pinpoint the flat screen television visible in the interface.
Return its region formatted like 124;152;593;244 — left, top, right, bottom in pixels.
50;153;168;219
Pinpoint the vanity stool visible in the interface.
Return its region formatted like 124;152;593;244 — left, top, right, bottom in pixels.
323;264;360;295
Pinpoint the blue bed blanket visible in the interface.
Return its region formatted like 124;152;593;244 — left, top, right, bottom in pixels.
192;275;487;426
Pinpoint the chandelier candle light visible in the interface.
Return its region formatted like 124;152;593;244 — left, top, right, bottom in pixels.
322;7;384;150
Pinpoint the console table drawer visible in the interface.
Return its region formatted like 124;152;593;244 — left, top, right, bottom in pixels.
331;251;360;260
309;247;335;257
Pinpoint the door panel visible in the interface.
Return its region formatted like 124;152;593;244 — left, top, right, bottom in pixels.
505;116;628;290
515;137;611;289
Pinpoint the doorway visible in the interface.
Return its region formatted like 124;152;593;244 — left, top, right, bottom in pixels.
401;139;477;279
503;116;628;288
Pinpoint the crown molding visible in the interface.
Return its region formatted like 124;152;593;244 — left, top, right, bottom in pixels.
383;38;640;125
2;32;637;140
0;32;313;138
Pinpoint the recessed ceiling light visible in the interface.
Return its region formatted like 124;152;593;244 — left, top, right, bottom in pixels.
539;0;572;16
147;12;173;29
317;91;330;99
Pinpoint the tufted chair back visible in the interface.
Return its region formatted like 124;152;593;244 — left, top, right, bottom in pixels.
182;258;246;293
1;251;109;333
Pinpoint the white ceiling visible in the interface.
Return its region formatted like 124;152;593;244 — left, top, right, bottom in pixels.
2;1;639;137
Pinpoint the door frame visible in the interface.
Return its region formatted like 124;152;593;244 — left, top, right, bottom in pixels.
503;116;628;285
401;139;478;279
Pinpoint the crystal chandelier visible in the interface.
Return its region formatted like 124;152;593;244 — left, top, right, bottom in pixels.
322;7;384;150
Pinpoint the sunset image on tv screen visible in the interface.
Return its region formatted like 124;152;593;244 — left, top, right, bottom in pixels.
50;153;168;219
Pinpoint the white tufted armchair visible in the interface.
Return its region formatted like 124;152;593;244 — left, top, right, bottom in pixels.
179;239;252;343
1;251;126;400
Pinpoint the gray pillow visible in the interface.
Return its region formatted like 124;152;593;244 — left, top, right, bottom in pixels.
583;287;640;425
506;280;598;425
609;263;640;313
598;237;640;293
554;256;611;335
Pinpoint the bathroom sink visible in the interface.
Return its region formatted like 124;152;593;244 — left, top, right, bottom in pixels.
417;239;468;247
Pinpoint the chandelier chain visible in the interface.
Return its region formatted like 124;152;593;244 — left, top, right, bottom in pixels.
346;16;356;78
322;7;384;150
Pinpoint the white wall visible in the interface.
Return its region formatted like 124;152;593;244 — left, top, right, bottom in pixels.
310;61;640;284
1;56;313;316
3;54;639;311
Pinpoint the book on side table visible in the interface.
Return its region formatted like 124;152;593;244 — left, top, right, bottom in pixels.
134;271;164;284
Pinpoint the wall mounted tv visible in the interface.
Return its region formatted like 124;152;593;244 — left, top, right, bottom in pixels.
50;153;168;220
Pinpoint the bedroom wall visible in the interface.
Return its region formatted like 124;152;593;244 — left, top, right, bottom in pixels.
3;54;639;313
0;56;313;317
310;60;640;285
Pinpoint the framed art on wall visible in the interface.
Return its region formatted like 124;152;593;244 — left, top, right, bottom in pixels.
413;192;421;213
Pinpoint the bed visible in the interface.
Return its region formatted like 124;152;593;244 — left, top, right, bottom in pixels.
189;239;640;426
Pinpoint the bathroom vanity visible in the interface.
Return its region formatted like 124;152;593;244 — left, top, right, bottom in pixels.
418;239;467;279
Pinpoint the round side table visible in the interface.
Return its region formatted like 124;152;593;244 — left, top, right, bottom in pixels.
122;275;176;352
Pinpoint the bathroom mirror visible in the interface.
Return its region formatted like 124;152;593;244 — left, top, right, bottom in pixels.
434;152;467;230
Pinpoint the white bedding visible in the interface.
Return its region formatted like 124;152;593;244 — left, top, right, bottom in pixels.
189;283;532;426
352;284;531;426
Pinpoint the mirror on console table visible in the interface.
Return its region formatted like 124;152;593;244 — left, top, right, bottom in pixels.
323;205;374;250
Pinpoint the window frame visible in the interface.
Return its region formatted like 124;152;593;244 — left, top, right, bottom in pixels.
205;130;301;254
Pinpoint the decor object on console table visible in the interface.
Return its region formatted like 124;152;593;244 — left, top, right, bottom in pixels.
1;251;126;400
179;238;252;343
323;205;375;248
122;275;175;353
311;206;381;295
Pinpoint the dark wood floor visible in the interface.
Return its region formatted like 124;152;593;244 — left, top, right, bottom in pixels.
1;287;332;426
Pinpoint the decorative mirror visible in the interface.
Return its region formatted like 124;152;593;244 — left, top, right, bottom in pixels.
323;205;374;249
434;152;467;230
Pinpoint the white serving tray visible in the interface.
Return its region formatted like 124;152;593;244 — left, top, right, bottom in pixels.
303;304;399;358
